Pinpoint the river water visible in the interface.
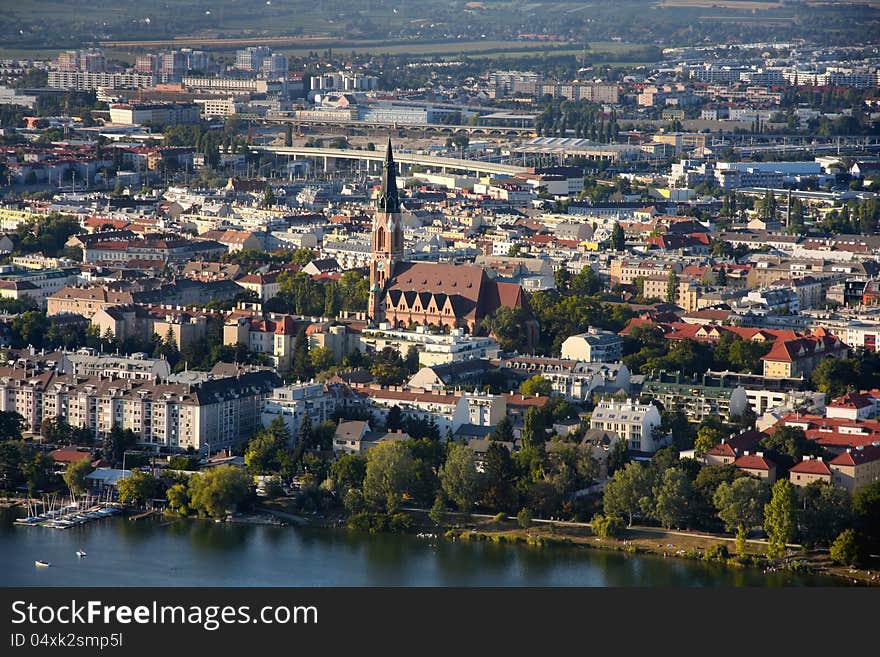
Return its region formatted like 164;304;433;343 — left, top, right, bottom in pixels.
0;509;844;587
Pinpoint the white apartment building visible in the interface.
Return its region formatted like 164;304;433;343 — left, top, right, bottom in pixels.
359;324;501;367
47;71;154;91
560;328;623;363
589;399;664;452
354;385;506;437
260;383;338;445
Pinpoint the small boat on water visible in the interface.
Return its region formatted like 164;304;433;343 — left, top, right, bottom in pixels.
76;550;87;558
34;560;51;568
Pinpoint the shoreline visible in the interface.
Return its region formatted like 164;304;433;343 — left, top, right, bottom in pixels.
236;501;880;586
6;499;876;586
434;520;879;587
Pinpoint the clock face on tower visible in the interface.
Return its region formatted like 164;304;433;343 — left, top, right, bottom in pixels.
377;260;387;272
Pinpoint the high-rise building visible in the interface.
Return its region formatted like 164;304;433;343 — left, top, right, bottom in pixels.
235;46;271;72
182;49;209;73
159;50;187;82
263;53;288;78
135;54;159;74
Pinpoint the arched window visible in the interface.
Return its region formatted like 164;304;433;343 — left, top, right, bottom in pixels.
376;226;386;251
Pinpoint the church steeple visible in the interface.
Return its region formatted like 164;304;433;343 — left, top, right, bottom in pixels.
376;137;400;214
369;138;404;322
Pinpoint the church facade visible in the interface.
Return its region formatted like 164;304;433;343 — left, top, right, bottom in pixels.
368;140;531;336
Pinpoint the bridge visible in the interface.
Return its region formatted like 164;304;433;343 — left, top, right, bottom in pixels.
263;114;535;137
251;146;534;177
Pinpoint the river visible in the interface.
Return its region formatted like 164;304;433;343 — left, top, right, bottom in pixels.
0;509;844;587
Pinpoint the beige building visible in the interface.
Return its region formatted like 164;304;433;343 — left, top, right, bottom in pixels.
48;286;134;319
0;366;280;453
788;455;833;487
91;304;208;350
238;272;281;301
589;399;664;452
829;445;880;493
224;314;296;372
609;258;679;285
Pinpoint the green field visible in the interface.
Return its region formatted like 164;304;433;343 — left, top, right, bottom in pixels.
1;0;876;59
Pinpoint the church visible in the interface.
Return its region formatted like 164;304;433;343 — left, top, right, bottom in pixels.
368;140;532;337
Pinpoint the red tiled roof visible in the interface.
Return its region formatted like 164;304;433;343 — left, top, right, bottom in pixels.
734;453;775;471
829;444;880;467
828;392;874;409
49;448;93;464
777;414;880;449
789;457;832;475
502;393;550;408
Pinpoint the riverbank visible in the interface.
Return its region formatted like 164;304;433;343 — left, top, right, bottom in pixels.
434;514;879;586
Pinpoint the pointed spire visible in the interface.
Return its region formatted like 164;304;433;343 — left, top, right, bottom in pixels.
377;137;399;214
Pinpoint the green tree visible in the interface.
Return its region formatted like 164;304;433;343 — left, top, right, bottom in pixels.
520;407;547;449
116;471;162;507
764;479;796;558
481;441;517;511
166;483;190;515
343;488;366;514
291;248;315;267
519;375;552;397
590;513;625;538
665;269;679;305
244;417;291;475
607;438;629;476
571;265;602;296
517;507;533;529
103;426;137;468
652;467;693;529
490;416;515;443
362;441;417;513
370;347;408;386
309;346;336;374
337;271;369;312
811;357;860;399
439;443;482;512
404;345;420;374
262;184;276;208
329;453;367;494
610;223;625;251
481;306;530;353
760;425;819;461
555;267;572;293
852;480;880;552
292;329;314;382
829;528;864;567
713;477;769;547
188;465;252;519
603;462;655;526
694;425;725;455
798;481;851;548
0;411;25;442
429;492;447;526
63;458;94;496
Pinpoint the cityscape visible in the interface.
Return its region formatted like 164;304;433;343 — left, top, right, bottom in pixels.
0;0;879;588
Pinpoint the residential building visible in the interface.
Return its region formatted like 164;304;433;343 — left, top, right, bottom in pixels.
560;328;624;363
589;399;664;452
224;314;297;372
260;383;338;445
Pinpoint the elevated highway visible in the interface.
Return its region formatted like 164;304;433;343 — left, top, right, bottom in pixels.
252;145;533;177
